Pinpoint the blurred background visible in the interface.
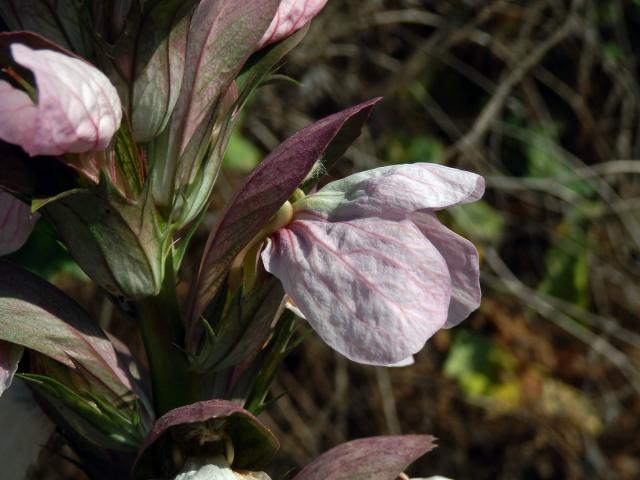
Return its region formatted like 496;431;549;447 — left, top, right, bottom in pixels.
16;1;640;479
224;1;640;479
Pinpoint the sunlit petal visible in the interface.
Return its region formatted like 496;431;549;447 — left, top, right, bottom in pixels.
411;211;481;327
297;163;484;220
258;0;328;48
0;44;121;156
262;216;451;365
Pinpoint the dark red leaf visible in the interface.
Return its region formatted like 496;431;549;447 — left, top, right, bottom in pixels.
133;399;279;478
293;435;436;480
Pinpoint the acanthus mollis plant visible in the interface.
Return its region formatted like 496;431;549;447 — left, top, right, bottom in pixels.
0;1;483;479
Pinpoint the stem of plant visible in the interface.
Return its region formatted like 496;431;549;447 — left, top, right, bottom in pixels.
137;253;201;416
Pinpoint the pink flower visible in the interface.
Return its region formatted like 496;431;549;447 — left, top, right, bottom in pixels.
0;44;122;156
261;163;484;365
258;0;328;48
0;191;38;256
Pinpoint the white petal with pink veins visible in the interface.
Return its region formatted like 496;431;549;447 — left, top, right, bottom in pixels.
0;191;38;256
258;0;328;48
0;44;121;156
0;80;38;149
297;163;485;220
262;216;451;365
411;211;481;327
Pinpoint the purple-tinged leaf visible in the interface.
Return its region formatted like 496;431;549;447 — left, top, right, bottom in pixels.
186;98;381;345
0;43;122;156
0;191;38;256
169;0;279;159
262;216;451;365
258;0;328;48
0;340;22;396
0;261;133;398
130;1;192;142
293;435;436;480
133;400;279;479
147;0;278;221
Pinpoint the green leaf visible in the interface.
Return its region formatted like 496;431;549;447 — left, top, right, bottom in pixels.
242;312;298;413
444;330;517;398
538;211;592;307
20;374;144;451
525;125;594;197
6;220;87;281
44;177;167;299
449;200;505;244
384;134;444;165
192;278;284;372
112;119;146;198
223;129;262;173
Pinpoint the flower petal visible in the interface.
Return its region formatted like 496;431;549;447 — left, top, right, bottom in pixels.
262;216;451;365
174;456;272;480
258;0;327;48
0;341;22;396
174;456;239;480
411;212;481;327
297;163;485;220
0;80;38;149
0;191;38;256
388;356;415;368
1;44;122;156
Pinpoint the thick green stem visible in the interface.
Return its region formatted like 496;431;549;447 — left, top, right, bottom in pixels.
137;255;200;416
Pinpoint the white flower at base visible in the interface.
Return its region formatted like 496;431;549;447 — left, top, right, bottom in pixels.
174;455;272;480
